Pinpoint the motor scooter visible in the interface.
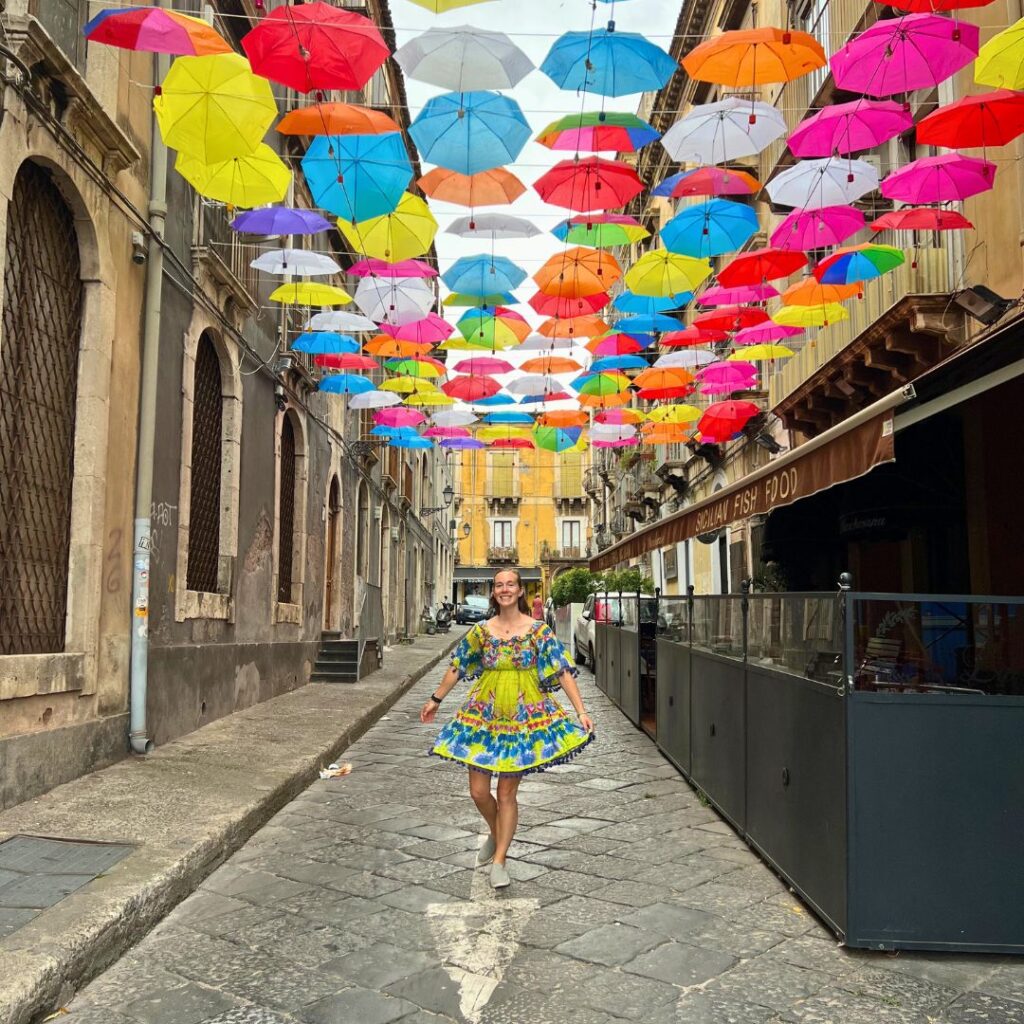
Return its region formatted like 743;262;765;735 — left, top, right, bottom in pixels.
435;602;453;633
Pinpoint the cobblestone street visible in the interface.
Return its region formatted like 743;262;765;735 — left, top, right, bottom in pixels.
65;661;1023;1024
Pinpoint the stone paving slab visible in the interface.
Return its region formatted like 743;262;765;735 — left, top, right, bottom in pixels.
0;631;463;1024
59;660;1024;1024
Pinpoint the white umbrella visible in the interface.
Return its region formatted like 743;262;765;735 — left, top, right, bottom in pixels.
766;158;879;209
661;98;787;164
348;391;401;409
505;373;564;395
431;408;478;426
590;423;637;441
250;248;341;276
514;335;576;351
446;213;540;240
306;311;377;332
394;25;534;92
655;349;718;369
354;276;434;325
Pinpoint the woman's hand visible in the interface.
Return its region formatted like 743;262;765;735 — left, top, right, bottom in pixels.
579;713;594;733
420;701;439;724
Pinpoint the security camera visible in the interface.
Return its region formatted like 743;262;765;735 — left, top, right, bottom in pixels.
131;231;147;265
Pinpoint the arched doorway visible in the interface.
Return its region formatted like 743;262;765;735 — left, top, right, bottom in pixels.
324;476;341;630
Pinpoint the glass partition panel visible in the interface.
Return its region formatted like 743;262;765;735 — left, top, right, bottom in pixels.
852;597;1024;695
747;594;844;683
691;597;744;659
657;596;690;645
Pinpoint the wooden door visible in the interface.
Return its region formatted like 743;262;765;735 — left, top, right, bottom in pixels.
324;477;340;630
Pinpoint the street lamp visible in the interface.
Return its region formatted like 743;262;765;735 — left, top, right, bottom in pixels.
422;483;455;516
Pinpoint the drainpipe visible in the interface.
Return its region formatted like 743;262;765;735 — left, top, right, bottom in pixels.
129;39;169;755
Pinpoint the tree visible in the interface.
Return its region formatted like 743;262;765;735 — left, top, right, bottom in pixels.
596;568;654;594
551;567;597;607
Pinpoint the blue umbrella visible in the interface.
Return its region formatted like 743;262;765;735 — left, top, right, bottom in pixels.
319;374;376;395
616;313;681;333
591;355;648;372
291;332;360;354
390;436;433;448
541;28;677;98
232;206;331;235
614;291;692;314
444;292;517;308
474;392;516;406
661;199;759;259
301;133;411;222
442;255;527;297
371;425;418;437
409;91;531;175
483;410;535;424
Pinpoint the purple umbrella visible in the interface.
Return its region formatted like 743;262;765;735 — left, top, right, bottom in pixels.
440;437;486;449
770;205;866;251
830;14;978;98
881;153;996;203
788;100;914;157
733;322;803;345
592;437;638;448
231;206;331;235
698;283;779;306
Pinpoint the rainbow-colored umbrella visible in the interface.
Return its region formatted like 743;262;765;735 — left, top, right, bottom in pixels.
814;244;905;285
85;7;232;55
536;112;660;152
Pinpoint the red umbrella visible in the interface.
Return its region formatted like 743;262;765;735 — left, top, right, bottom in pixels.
637;386;693;401
661;327;728;347
533;157;645;212
716;248;808;287
492;437;534;449
870;209;973;231
528;291;609;317
242;2;388;93
875;0;995;11
442;376;501;401
916;89;1024;149
693;306;769;332
314;353;378;370
697;400;760;442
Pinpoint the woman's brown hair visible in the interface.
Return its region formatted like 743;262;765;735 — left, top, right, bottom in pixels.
487;568;531;616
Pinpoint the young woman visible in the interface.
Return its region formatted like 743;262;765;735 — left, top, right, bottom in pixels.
420;568;594;889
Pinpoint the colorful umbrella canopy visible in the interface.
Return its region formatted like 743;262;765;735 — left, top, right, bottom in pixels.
270;281;351;305
647;404;701;423
534;247;622;298
652;166;761;198
505;373;566;396
482;410;535;424
533;156;645;212
683;27;825;87
473;392;517;406
354;275;433;323
729;344;794;361
716;247;808;286
250;249;340;276
699;283;779;306
384;355;446;378
624;250;713;297
308;311;377;332
976;16;1024;90
443;291;517;307
540;410;590;427
571;371;631;396
441;375;502;400
781;278;861;305
590;355;648;372
536;112;660;152
176;145;290;207
532;426;583;452
766;158;879;208
276;102;400;136
814;244;905;285
698;400;760;442
633;368;694;391
541;26;677;97
442;254;527;296
552;215;650;248
314;353;378;370
380;314;453;344
446;214;539;239
616;313;680;333
348;390;401;409
917;90;1024;149
693;305;769;331
231;207;330;235
788;100;913;158
405;392;454;407
772;303;849;327
379;376;440;394
242;2;388;92
394;26;533;91
432;409;478;426
84;7;232;55
577;391;634;409
734;323;804;344
365;336;432;358
407;0;498;11
882;0;995;9
529;291;610;317
520;356;583;373
654;349;717;369
596;408;646;425
155;53;277;164
418;166;526;206
587;333;647;355
301;133;412;222
870;209;973;232
319;373;377;395
422;426;471;439
880;154;996;203
389;436;434;449
613;291;692;314
830;14;978;98
291;332;360;354
661;199;759;259
770;206;866;251
441;437;486;449
452;356;514;374
661;99;787;163
409;91;531;175
340;193;439;262
457;308;530;345
661;327;728;347
350;258;436;278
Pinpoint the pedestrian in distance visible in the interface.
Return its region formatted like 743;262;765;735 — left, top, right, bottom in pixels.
531;593;544;620
420;568;594;889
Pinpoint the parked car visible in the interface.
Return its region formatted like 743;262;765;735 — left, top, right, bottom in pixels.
455;595;490;624
543;598;556;631
573;592;661;668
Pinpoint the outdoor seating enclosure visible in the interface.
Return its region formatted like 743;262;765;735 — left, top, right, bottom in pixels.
593;587;1024;952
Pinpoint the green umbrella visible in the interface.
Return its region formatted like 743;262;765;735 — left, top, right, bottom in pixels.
533;426;584;452
571;371;632;396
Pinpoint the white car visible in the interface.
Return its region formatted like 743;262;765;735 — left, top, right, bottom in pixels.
573;591;661;668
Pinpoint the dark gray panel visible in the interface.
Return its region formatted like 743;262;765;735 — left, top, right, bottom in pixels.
620;630;640;725
0;836;131;875
656;639;691;775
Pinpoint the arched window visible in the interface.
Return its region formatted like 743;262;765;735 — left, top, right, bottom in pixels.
0;162;83;654
186;331;223;593
277;413;296;603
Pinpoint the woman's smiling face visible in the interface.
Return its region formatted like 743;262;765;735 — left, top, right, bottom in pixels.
492;570;523;609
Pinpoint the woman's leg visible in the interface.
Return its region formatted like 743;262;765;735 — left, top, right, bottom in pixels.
493;774;522;865
468;769;497;838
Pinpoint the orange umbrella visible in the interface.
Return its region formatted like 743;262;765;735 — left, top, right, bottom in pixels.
683;28;826;87
277;102;400;135
418;166;526;207
578;391;633;409
521;355;583;374
539;316;611;339
534;247;622;298
596;408;645;425
642;423;693;444
781;278;861;306
364;335;432;357
633;367;694;390
538;409;589;427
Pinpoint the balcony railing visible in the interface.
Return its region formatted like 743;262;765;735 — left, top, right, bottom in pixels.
487;546;518;563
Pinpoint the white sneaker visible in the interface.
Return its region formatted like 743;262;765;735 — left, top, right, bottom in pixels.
475;834;496;867
490;862;511;889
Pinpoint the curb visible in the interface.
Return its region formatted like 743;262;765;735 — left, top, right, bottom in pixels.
10;635;460;1024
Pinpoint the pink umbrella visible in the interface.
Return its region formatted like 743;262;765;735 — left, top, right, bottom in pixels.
770;205;866;251
592;437;638;447
881;153;996;203
452;356;514;374
830;14;978;98
698;360;757;382
788;100;913;157
698;283;779;306
374;407;426;427
423;426;471;439
700;378;757;396
349;258;437;278
379;314;453;344
733;323;803;345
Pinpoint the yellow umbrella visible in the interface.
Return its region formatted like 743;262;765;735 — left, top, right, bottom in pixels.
646;404;701;423
405;392;454;407
339;193;438;262
269;281;351;305
437;336;513;352
176;144;290;208
976;16;1024;89
772;303;848;328
478;425;532;442
155;53;277;163
379;376;439;394
624;249;712;297
729;344;794;360
406;0;495;11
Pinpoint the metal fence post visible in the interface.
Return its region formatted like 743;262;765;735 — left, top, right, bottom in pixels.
741;578;750;663
839;571;854;695
687;584;695;648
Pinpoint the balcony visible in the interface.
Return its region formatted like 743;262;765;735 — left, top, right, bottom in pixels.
487;546;518;564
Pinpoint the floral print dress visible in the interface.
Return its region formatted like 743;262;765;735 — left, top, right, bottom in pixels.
430;622;594;776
